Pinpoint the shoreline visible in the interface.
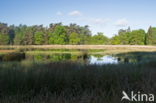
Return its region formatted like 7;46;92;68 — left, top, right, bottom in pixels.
0;45;156;49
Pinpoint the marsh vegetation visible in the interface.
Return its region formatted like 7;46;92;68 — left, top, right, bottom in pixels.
0;46;156;103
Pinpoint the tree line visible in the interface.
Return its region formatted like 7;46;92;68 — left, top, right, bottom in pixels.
111;27;156;45
0;22;156;45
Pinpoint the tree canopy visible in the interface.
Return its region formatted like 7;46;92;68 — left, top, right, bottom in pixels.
0;22;155;45
146;26;156;45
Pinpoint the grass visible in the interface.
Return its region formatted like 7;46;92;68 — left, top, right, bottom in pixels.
1;47;156;103
1;45;156;50
26;50;106;56
0;50;16;55
1;45;156;55
0;60;156;103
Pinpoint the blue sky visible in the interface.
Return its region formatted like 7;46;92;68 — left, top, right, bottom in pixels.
0;0;156;37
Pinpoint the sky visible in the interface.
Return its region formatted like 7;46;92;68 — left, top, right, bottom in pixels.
0;0;156;37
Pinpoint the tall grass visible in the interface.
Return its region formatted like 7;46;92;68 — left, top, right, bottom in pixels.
0;61;156;103
1;45;156;50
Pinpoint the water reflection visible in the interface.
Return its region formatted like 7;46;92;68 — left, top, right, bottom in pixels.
23;53;137;64
25;53;91;64
1;52;156;65
25;52;156;64
89;55;118;64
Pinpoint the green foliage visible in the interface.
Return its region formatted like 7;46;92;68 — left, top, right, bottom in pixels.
0;22;156;45
34;32;44;45
0;23;10;45
23;27;34;45
66;24;91;44
14;33;23;45
146;26;156;45
79;34;91;44
0;34;9;45
90;32;108;44
48;25;67;44
13;26;25;45
111;35;121;45
69;32;81;44
111;28;145;45
129;29;145;45
118;32;130;44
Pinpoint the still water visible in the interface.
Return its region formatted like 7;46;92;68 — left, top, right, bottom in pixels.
22;52;155;64
89;55;118;64
1;52;155;65
25;54;119;65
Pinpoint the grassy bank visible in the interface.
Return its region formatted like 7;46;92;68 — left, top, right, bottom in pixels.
0;61;156;103
1;45;156;50
0;46;156;103
1;45;156;55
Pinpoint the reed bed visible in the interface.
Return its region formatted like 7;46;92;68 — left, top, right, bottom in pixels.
0;61;156;103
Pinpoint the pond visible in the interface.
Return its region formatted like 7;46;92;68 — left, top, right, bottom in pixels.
25;54;119;65
89;55;118;64
1;51;156;65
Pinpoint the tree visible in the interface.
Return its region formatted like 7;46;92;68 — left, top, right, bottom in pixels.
0;23;10;45
0;34;9;45
0;23;9;35
79;25;91;44
111;28;145;45
111;27;131;45
69;32;81;44
23;27;34;45
127;26;131;32
34;32;44;45
0;21;154;45
90;32;108;44
129;29;145;45
14;25;26;45
14;32;23;45
118;32;130;45
146;26;156;45
48;25;67;44
111;35;121;45
8;25;15;45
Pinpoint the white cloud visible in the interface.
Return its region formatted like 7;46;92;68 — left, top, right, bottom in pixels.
56;11;63;16
115;18;128;27
90;18;110;25
68;10;82;16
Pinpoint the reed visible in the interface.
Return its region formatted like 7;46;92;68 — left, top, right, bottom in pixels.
0;61;155;103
